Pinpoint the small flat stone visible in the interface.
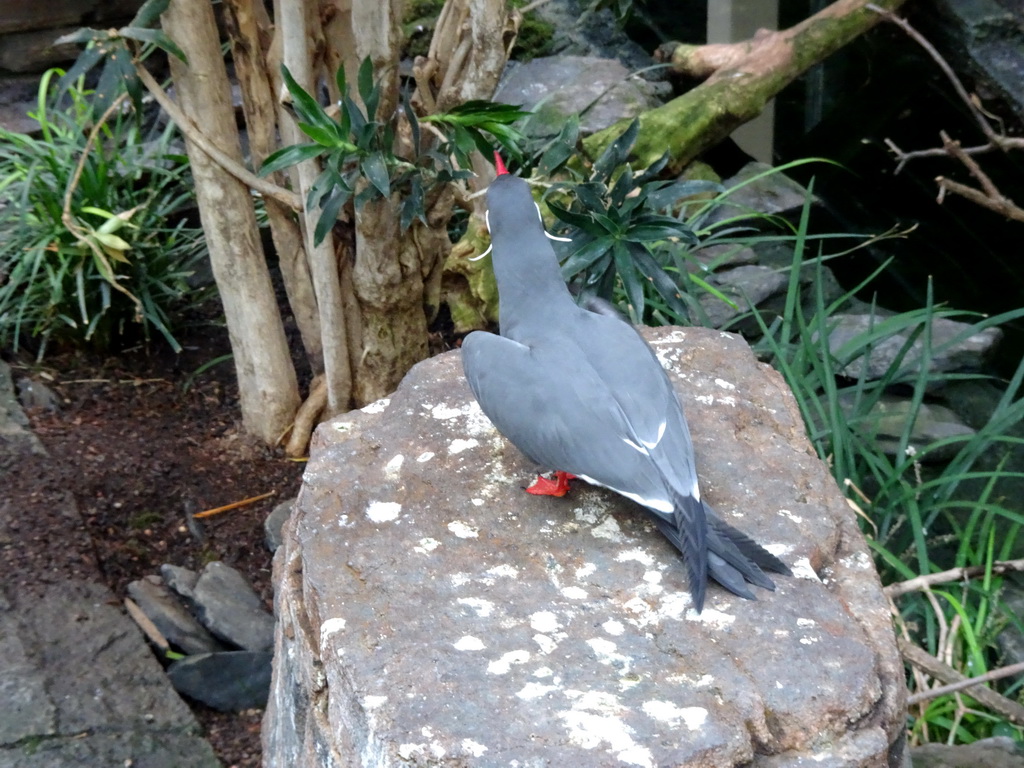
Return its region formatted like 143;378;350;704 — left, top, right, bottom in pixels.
264;498;295;553
191;561;274;651
168;651;273;712
127;575;224;655
160;563;200;599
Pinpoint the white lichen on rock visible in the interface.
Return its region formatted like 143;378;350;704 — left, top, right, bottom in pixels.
448;438;479;455
453;636;485;651
487;649;531;675
641;700;708;730
447;520;479;538
366;501;401;523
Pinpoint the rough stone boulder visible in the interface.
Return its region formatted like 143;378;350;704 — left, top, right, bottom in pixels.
263;326;906;767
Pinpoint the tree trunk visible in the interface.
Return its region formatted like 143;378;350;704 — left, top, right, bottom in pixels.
351;187;454;405
582;0;910;173
162;0;299;444
222;0;324;373
276;0;354;416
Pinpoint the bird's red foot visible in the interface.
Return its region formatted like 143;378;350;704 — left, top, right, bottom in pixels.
525;471;577;497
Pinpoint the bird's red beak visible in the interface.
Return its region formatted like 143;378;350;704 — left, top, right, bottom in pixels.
494;151;508;176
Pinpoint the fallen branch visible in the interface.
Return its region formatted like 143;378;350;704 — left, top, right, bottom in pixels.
936;132;1024;222
885;558;1024;597
124;597;170;651
898;637;1024;724
583;0;909;172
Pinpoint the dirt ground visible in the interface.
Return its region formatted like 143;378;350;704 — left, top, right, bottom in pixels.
4;319;305;768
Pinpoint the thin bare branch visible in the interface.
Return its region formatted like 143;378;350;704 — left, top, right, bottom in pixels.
136;64;301;212
885;558;1024;597
907;661;1024;705
868;5;998;144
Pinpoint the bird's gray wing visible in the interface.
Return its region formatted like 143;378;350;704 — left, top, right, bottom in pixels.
462;330;665;492
462;329;708;600
567;310;702;502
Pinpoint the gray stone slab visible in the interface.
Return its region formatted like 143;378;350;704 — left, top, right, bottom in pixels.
0;612;56;744
0;361;44;468
264;499;294;553
0;730;219;768
161;563;200;599
911;735;1024;768
495;56;662;136
0;580;219;767
264;326;906;767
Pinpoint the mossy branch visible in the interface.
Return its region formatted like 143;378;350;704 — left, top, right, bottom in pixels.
581;0;909;173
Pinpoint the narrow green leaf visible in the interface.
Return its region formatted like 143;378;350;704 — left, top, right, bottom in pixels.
281;65;334;130
560;237;614;279
335;63;347;97
314;185;350;246
361;153;390;198
343;95;366;135
646;180;722;210
259;142;325;176
573;183;608;215
112;44;143;112
623;222;698;243
450;125;478;162
120;27;186;62
93;44;129;116
631;244;688;318
594;118;638;181
56;44;105;96
538;116;580;175
357;56;380;119
54;28;103;46
613;242;644;323
400;175;426;231
609;164;635;207
298;121;343;147
131;0;171;28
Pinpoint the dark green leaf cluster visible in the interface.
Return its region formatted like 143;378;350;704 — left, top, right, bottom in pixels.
260;60;530;246
53;0;185;118
540;119;720;324
0;69;208;357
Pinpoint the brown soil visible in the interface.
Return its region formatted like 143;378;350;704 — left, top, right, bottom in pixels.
3;321;304;768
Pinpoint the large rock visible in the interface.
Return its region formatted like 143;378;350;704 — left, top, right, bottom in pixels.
495;56;663;136
263;326;906;767
825;313;1002;383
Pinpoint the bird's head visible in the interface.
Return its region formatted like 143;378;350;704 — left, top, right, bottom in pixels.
485;152;544;241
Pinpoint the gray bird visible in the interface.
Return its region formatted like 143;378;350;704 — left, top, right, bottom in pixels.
461;162;789;612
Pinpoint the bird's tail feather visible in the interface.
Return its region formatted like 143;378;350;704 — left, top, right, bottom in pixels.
649;499;789;608
705;505;791;578
666;492;709;613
